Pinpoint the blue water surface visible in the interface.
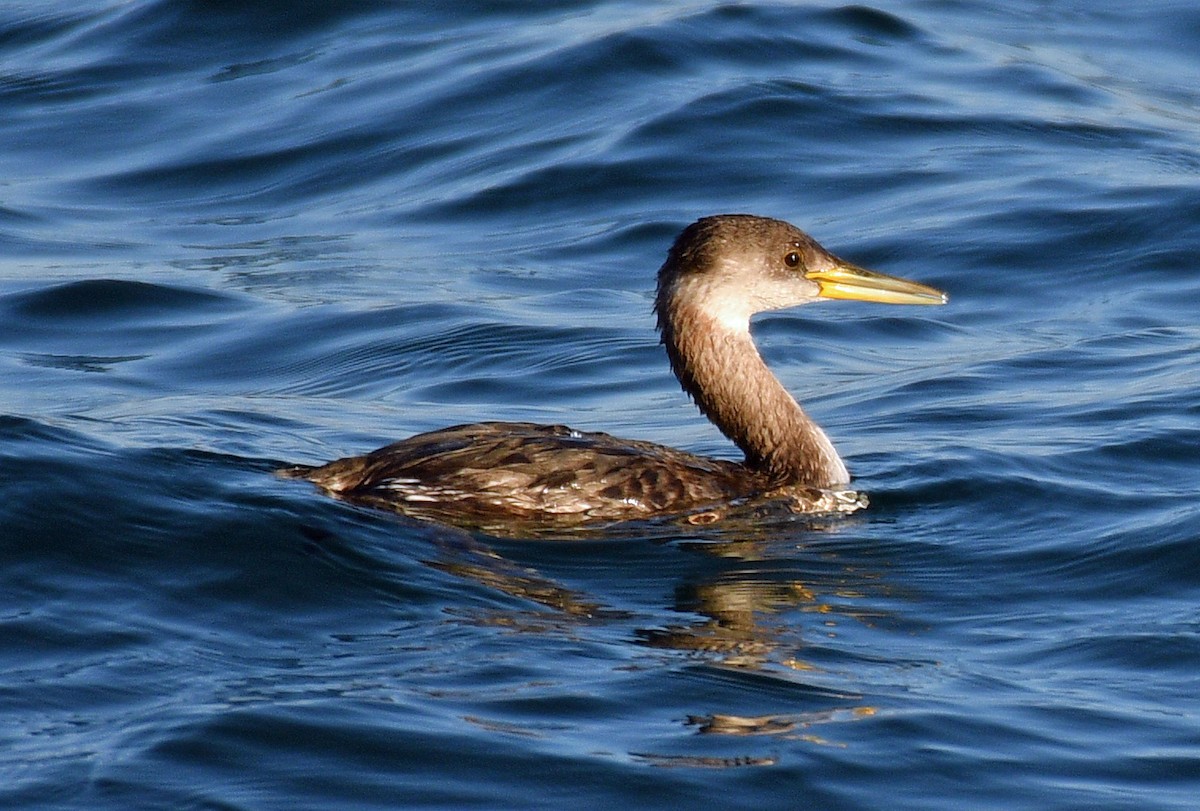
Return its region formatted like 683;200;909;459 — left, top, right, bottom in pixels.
2;2;1199;809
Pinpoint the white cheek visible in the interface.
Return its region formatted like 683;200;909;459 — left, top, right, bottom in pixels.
706;295;753;334
700;257;756;332
695;279;753;333
669;273;752;335
751;275;821;311
671;261;820;334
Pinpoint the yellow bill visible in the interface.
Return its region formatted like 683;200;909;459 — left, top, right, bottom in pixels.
807;262;947;306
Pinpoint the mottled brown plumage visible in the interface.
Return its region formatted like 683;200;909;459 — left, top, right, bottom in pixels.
280;215;945;529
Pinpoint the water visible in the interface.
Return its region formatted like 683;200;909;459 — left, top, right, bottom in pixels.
2;1;1198;808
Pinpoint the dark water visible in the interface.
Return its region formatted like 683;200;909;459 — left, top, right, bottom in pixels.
2;2;1199;808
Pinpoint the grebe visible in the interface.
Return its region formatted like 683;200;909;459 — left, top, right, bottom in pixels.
281;215;945;527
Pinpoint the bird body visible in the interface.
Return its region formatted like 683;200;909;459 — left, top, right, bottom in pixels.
286;421;755;522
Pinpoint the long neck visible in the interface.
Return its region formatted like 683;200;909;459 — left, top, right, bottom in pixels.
657;297;849;488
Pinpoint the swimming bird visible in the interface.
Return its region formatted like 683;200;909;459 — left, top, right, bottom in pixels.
280;215;945;527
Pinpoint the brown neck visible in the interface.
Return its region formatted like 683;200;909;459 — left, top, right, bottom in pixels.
657;298;849;487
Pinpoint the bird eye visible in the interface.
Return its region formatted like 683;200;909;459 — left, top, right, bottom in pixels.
784;251;801;268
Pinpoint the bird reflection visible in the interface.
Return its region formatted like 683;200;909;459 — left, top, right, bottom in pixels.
427;519;898;681
404;523;894;753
